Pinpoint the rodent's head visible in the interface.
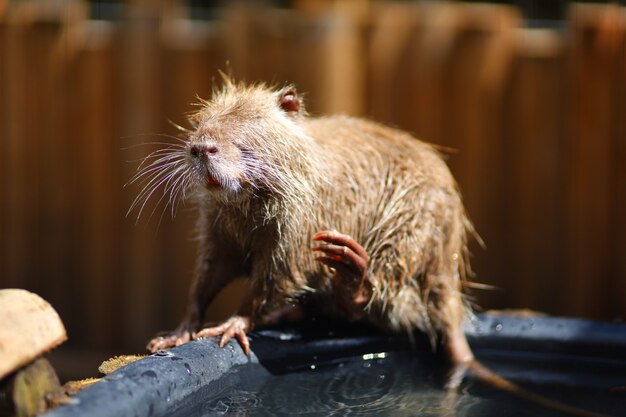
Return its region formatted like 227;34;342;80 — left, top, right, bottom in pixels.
127;80;316;222
185;81;312;202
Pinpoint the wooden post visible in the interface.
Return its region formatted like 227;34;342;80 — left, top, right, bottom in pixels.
563;4;622;318
422;4;520;308
1;1;86;325
506;29;565;311
73;20;123;350
159;11;224;328
610;8;626;320
117;3;165;348
367;2;422;124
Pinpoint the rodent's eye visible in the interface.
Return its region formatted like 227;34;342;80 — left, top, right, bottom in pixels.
278;88;300;113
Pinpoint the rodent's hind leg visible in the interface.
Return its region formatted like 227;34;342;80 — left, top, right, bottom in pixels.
194;315;253;355
443;319;474;365
256;304;305;326
441;322;475;389
312;230;372;321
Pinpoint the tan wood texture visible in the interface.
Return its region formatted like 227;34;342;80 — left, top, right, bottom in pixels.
0;289;67;380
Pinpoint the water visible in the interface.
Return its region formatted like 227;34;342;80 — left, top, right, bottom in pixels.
169;351;622;417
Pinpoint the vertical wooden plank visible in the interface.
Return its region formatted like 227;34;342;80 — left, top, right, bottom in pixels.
404;2;462;145
611;9;626;320
1;3;85;323
158;16;222;331
291;5;367;116
2;7;40;293
118;4;165;348
432;5;520;309
240;8;294;84
564;4;621;318
0;15;6;289
506;29;565;312
223;3;367;116
219;5;253;81
74;20;123;350
367;2;422;123
371;4;521;311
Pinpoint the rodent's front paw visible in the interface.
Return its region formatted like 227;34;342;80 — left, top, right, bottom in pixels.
194;315;252;355
146;325;195;352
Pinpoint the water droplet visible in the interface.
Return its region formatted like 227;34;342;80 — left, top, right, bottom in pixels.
310;364;316;370
141;370;158;379
184;363;192;375
154;350;170;357
491;321;503;332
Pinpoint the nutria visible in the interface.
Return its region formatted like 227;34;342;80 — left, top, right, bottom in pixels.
132;77;605;417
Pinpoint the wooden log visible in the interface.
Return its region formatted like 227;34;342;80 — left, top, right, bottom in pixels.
0;289;66;380
3;358;62;417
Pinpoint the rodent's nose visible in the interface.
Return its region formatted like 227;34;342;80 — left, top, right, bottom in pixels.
190;144;219;158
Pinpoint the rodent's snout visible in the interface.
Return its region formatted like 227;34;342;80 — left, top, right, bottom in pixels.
189;144;219;159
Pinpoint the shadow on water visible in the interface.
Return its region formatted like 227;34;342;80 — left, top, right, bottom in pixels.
169;317;626;417
169;351;624;417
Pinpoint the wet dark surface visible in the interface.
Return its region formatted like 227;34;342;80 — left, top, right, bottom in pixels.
43;315;626;417
169;316;626;417
170;348;624;417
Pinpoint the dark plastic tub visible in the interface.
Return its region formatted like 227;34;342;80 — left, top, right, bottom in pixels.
42;314;626;417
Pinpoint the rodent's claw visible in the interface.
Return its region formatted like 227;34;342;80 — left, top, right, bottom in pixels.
312;230;369;283
312;230;372;320
312;230;369;264
313;243;368;275
146;329;193;352
194;315;252;355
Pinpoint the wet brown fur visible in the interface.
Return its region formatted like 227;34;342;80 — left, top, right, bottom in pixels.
186;80;474;344
135;79;606;417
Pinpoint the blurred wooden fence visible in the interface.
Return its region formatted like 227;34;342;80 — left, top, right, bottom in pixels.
1;1;625;371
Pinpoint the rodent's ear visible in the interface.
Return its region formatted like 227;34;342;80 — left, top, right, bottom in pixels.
278;88;301;114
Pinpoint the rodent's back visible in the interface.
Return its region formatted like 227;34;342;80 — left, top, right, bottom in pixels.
299;116;471;338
